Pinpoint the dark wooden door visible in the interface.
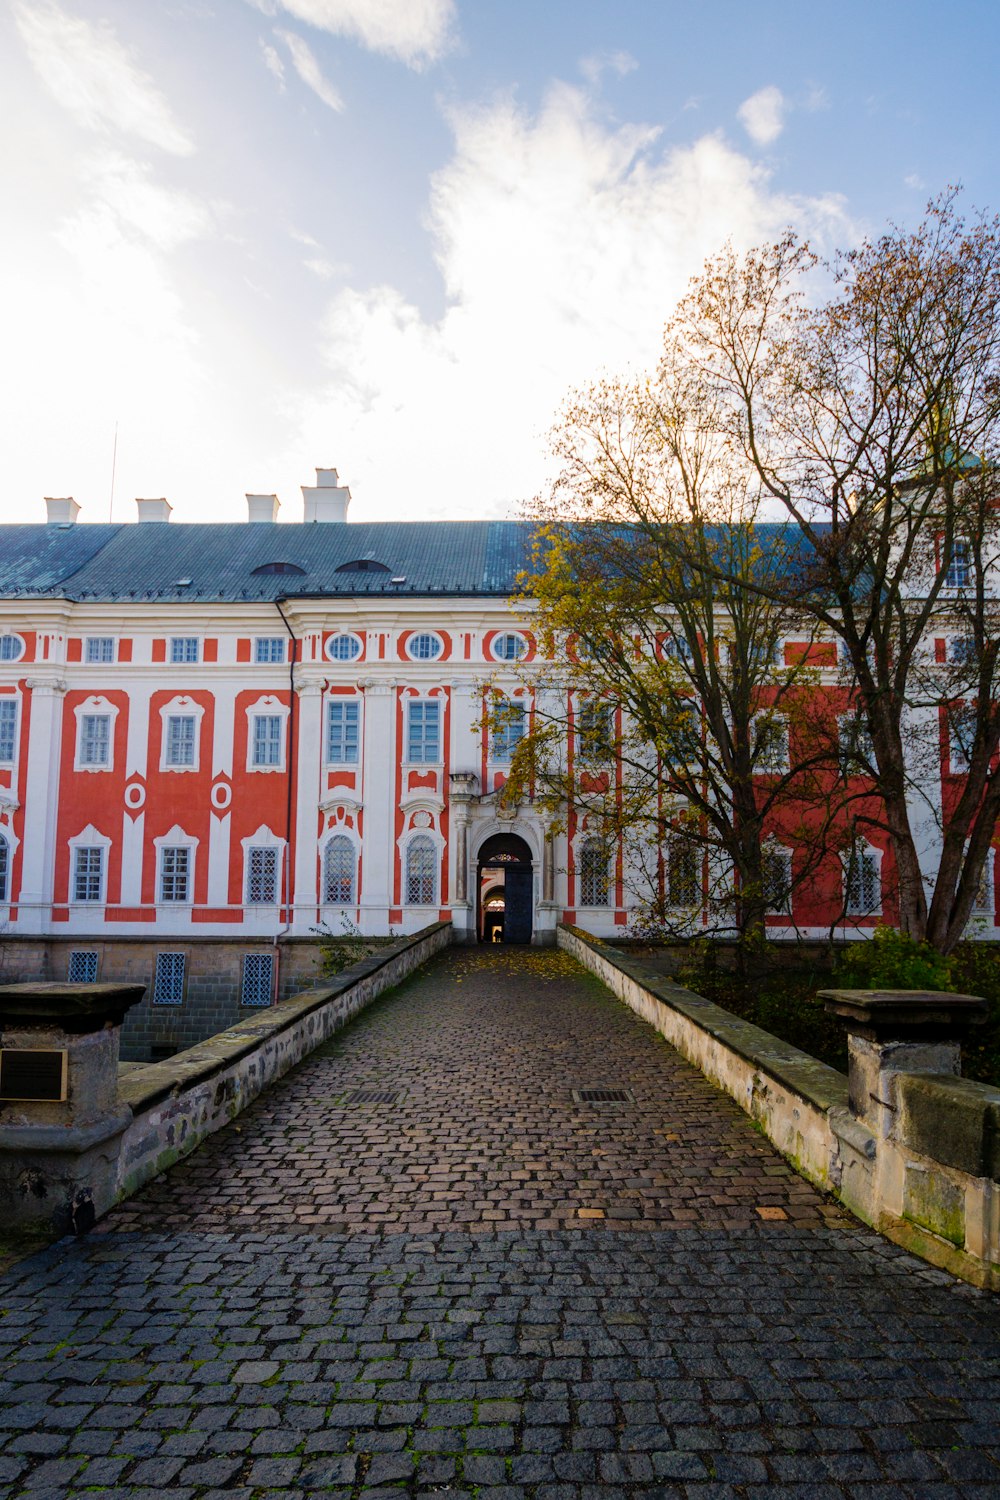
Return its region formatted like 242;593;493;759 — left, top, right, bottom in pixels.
503;865;533;943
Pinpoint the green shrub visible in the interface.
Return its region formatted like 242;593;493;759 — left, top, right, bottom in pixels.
312;917;387;977
834;925;952;992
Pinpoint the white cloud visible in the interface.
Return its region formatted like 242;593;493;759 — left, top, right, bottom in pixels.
277;28;344;111
737;85;786;146
260;39;286;89
293;85;852;520
905;172;926;190
265;0;455;67
12;0;194;155
580;50;638;87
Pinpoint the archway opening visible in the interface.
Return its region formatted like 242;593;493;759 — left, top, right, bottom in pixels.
476;832;533;944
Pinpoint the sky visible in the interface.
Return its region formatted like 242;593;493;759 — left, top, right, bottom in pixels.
3;0;1000;527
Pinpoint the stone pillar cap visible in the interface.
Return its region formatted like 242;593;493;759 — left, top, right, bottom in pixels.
0;983;146;1032
820;988;987;1040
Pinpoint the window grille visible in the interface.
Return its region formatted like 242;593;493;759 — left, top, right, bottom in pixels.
241;952;274;1008
73;846;104;903
944;539;970;589
165;715;196;767
253;637;285;664
667;840;697;907
406;836;437;905
580;839;611;906
0;700;17;763
67;951;98;983
160;846;191;903
170;637;200;664
326;701;359;763
0;834;8;901
246;846;279;904
327;633;362;661
763;848;792;914
85;637;115;664
490;701;525;763
153;952;186;1005
0;637;23;661
323;836;356;904
845;843;880;916
578;702;614;764
79;713;111;767
494;633;525;661
251;715;283;767
407;700;440;763
409;633;442;661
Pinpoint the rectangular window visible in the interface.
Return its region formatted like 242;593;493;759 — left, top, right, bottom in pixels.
67;950;98;983
254;637;286;664
753;713;789;774
668;840;698;907
846;844;880;916
950;636;977;665
79;713;111;767
72;846;104;903
251;714;283;767
326;700;360;764
763;848;792;915
84;637;115;664
165;715;196;767
578;701;614;764
246;847;279;905
159;846;191;903
241;952;274;1008
838;713;874;774
944;539;970;589
949;705;976;774
490;701;525;764
407;700;440;763
0;699;17;763
170;637;200;664
153;952;186;1005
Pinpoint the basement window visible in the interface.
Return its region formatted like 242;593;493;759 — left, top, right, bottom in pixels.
242;952;274;1008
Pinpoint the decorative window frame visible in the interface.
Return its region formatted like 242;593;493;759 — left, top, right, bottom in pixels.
405;696;443;766
154;825;198;908
488;695;526;765
0;692;20;767
73;696;120;772
491;632;527;663
325;696;362;766
401;828;443;907
0;634;26;664
842;840;883;919
321;830;360;906
245;696;290;773
240;824;286;908
0;816;18;906
68;824;111;906
406;631;444;663
325;632;364;663
159;696;205;773
576;834;612;908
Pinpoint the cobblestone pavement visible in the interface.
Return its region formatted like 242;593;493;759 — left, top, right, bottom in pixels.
1;948;998;1499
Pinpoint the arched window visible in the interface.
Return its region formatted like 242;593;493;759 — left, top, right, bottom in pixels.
0;833;8;901
579;839;610;907
323;836;356;905
844;841;880;916
406;836;437;905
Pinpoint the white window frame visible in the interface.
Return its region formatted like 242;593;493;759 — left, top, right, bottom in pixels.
73;696;119;773
245;845;280;906
407;632;443;662
752;712;789;774
169;636;201;664
492;632;526;662
245;697;290;773
326;698;361;766
67;824;111;907
0;635;25;663
322;833;358;906
578;837;611;908
666;838;699;910
0;829;11;903
843;840;882;918
838;712;874;775
155;827;197;907
72;846;106;904
253;637;286;664
763;844;793;916
84;637;116;664
159;697;205;773
948;703;977;774
489;698;526;765
943;538;970;590
404;834;438;906
576;700;615;766
325;632;363;662
0;696;19;765
406;698;441;765
240;825;286;911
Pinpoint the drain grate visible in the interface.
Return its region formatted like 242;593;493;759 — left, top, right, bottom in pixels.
343;1088;400;1106
573;1087;634;1104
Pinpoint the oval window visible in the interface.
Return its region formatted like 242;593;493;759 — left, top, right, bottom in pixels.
0;636;24;662
408;633;443;661
493;633;526;662
326;633;362;662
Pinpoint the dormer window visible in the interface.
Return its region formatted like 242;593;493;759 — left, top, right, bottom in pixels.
251;561;306;577
335;559;390;575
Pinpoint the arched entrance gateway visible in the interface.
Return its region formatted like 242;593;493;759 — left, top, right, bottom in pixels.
476;832;533;944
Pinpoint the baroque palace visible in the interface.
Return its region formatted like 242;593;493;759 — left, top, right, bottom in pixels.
0;467;994;1034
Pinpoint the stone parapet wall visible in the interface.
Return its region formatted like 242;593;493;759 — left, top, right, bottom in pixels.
559;923;1000;1292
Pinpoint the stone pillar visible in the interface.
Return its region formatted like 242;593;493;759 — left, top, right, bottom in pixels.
360;680;397;932
17;678;66;931
291;681;324;930
0;982;145;1232
448;771;478;941
821;988;988;1139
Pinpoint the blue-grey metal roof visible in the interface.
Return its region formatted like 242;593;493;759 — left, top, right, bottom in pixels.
0;521;540;602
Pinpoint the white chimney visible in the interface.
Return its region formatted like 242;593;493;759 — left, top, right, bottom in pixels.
246;493;280;523
44;497;81;525
302;467;350;523
136;498;172;523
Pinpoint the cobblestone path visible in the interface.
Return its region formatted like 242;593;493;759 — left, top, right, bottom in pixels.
1;948;998;1499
